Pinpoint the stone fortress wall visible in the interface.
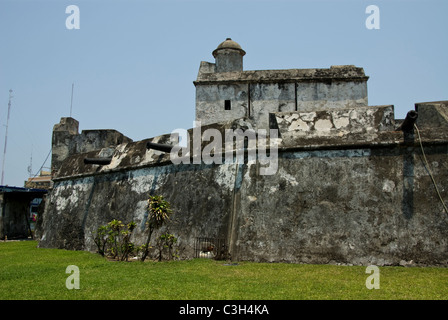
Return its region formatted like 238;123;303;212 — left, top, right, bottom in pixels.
36;39;448;266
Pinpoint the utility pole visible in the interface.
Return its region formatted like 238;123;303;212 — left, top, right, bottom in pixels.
1;89;13;185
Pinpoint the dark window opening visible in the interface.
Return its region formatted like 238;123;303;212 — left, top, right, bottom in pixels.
225;100;231;110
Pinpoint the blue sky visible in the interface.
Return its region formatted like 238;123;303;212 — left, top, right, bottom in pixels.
0;0;446;187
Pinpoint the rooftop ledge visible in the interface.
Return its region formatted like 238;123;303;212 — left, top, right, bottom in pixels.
194;65;369;85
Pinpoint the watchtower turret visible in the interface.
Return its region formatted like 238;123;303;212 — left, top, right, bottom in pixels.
212;38;246;73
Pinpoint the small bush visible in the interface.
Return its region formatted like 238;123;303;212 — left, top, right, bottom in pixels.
156;233;179;261
94;219;137;261
141;195;173;262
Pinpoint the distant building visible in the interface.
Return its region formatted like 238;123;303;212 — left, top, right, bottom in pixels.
0;186;47;239
25;170;52;190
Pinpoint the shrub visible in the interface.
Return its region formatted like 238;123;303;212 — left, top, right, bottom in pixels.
141;195;173;262
94;225;109;257
94;220;137;261
156;233;179;261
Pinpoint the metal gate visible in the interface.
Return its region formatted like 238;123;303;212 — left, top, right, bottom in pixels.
194;237;229;260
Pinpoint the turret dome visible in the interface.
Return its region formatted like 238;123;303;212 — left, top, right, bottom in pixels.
212;38;246;58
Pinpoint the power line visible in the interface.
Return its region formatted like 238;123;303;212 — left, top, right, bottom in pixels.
414;124;448;215
28;148;52;181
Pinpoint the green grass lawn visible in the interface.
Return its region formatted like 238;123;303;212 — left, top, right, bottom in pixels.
0;240;447;300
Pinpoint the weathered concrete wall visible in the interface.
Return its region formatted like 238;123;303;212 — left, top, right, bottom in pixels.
37;104;448;266
38;163;236;256
295;80;368;111
51;117;80;174
272;105;395;147
196;83;249;125
195;66;369;129
214;49;244;73
51;117;133;175
233;146;448;265
250;83;296;129
416;101;448;130
37;140;448;266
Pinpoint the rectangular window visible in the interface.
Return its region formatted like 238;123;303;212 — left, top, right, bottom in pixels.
225;100;231;110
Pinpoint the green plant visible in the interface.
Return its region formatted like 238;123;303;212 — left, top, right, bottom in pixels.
141;195;173;262
106;219;123;259
156;233;179;261
119;221;136;261
94;220;137;261
94;225;109;257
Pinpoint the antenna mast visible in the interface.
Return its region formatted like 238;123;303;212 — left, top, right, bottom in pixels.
1;89;13;185
27;147;33;178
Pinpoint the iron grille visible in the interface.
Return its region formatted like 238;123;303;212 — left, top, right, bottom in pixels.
194;237;229;260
